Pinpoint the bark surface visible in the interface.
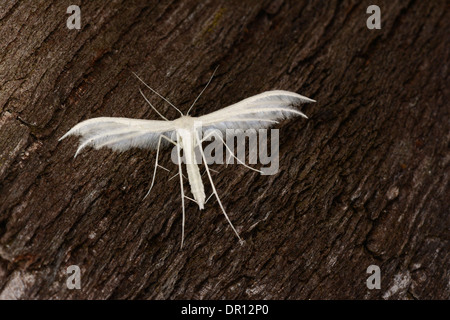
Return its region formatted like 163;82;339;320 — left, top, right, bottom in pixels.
0;0;448;299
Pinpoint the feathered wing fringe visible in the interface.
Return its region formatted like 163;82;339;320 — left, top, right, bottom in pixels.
59;90;314;156
198;90;314;133
59;117;177;156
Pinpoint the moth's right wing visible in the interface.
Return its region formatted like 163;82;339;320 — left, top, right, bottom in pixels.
197;90;315;133
59;117;177;157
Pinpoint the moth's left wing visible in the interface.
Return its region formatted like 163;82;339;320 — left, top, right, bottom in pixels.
59;117;177;157
197;90;314;133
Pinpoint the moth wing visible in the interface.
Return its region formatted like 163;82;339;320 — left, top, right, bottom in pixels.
59;117;177;157
196;90;314;133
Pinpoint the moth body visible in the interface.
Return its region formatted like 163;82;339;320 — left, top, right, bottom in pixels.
175;118;206;210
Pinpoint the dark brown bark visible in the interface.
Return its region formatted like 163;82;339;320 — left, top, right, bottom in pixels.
0;0;448;299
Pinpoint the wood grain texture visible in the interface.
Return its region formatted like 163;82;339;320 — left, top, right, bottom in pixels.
0;0;448;299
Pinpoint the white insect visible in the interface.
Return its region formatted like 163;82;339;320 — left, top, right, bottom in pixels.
59;70;315;248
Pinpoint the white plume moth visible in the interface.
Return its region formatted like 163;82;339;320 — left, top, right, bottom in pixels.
59;69;315;248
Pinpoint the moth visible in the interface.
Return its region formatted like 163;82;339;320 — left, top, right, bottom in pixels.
59;71;315;248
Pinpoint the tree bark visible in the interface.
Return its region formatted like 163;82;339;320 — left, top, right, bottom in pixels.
0;0;448;299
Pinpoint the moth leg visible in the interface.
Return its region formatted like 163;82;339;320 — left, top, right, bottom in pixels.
184;195;197;204
200;131;260;172
195;131;244;245
176;133;186;249
214;134;263;174
168;172;187;181
196;132;222;177
198;131;216;144
205;193;214;204
158;165;170;172
201;168;219;177
144;134;177;199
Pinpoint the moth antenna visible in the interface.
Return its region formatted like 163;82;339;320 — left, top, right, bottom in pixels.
138;88;169;121
133;72;184;117
186;66;219;116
